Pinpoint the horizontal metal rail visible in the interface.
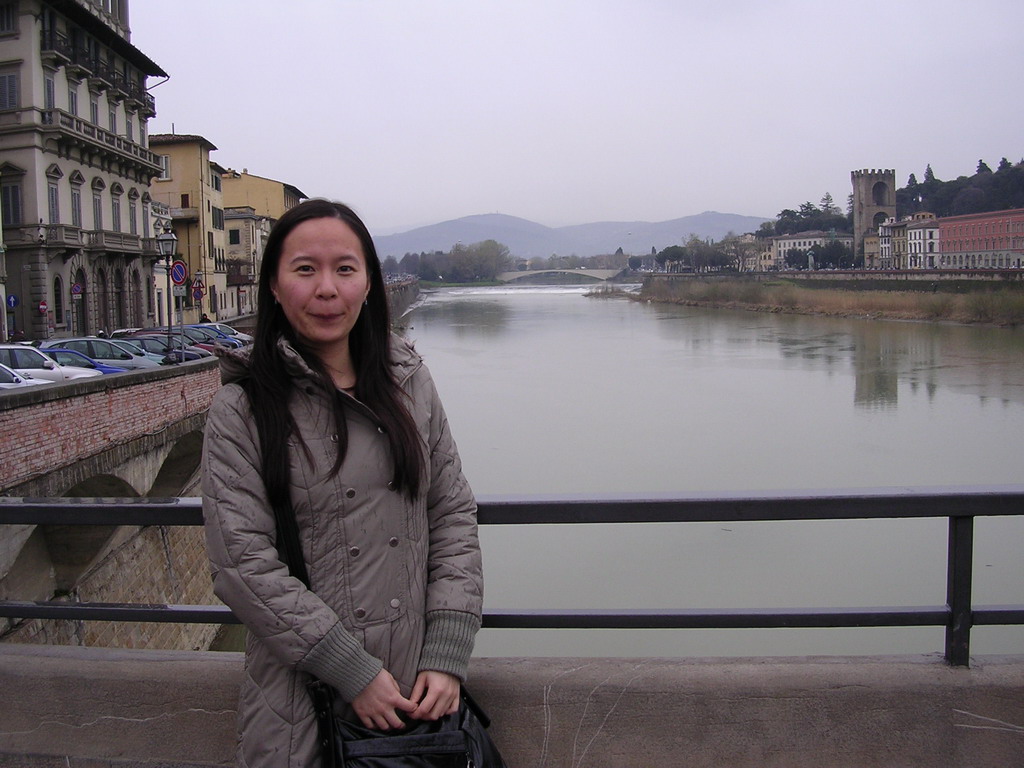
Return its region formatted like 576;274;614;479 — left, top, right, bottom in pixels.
1;485;1022;667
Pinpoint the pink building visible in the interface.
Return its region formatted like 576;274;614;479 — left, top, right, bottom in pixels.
937;208;1024;269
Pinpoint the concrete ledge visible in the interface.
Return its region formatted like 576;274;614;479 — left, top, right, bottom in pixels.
1;644;1022;767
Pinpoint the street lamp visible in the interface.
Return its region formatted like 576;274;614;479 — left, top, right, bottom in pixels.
156;228;178;362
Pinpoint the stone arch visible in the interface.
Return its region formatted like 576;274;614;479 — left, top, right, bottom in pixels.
872;212;888;229
871;181;889;206
149;430;204;497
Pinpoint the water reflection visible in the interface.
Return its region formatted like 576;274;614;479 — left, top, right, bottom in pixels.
407;287;1024;657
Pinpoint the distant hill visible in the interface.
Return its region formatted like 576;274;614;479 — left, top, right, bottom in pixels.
374;211;770;259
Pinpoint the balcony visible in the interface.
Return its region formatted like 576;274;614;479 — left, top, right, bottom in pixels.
87;229;142;253
40;109;162;176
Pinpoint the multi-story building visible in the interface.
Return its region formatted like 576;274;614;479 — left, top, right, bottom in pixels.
905;212;938;269
936;208;1024;269
224;205;270;318
222;168;305;222
772;230;854;269
0;0;166;338
148;133;228;322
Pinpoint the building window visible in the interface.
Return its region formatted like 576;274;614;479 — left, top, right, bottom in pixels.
92;192;103;229
111;194;121;232
1;181;22;224
0;71;17;110
108;107;116;133
180;193;189;207
68;84;78;115
158;155;170;180
212;206;224;230
128;200;137;234
0;4;16;33
125;115;133;141
71;185;82;227
142;202;150;237
90;96;99;124
43;75;55;123
228;228;240;245
47;181;60;224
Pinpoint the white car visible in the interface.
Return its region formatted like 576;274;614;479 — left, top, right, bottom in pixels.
0;362;52;390
198;322;253;344
0;344;102;382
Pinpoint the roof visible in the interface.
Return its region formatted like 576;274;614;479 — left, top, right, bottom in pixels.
50;0;167;77
223;168;307;200
148;134;218;152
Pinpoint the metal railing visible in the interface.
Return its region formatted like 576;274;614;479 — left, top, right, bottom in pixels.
1;486;1022;667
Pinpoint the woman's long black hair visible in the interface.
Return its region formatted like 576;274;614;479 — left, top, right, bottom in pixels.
243;199;424;515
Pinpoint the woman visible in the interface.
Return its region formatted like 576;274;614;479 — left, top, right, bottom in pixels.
202;199;483;767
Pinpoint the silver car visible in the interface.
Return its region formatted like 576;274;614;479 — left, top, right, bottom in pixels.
41;337;161;370
0;361;53;390
0;344;102;382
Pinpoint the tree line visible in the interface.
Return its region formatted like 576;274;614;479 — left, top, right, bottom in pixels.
897;158;1024;218
382;240;513;283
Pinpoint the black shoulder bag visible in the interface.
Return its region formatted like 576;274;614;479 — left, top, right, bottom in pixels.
270;473;505;767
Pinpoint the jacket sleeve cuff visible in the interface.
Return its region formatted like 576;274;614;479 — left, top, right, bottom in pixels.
417;610;481;683
297;621;383;702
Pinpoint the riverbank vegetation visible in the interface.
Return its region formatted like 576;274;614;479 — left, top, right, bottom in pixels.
630;278;1024;327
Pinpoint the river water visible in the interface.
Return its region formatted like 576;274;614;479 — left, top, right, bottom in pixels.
403;285;1024;658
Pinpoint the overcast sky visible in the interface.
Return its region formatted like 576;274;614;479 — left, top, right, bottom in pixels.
129;0;1023;234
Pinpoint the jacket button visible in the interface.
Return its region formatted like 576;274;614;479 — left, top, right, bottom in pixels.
349;546;360;557
388;537;399;548
354;608;366;619
386;481;396;491
377;426;386;435
389;599;400;609
330;434;338;443
345;488;356;498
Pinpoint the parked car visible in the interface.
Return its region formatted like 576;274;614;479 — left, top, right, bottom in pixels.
121;333;214;363
197;322;253;344
0;361;53;390
185;324;244;349
41;348;128;374
109;338;168;366
39;337;161;370
0;344;102;382
148;326;233;351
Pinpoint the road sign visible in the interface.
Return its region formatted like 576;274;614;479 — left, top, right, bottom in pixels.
71;282;83;295
170;260;188;286
192;287;205;301
172;285;186;297
5;294;17;309
38;300;48;315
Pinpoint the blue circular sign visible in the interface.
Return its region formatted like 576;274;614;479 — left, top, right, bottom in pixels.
170;260;188;286
5;294;17;309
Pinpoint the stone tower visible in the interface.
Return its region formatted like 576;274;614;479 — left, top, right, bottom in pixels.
850;169;896;262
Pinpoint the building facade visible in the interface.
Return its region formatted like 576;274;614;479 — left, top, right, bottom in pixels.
905;213;938;269
936;208;1024;270
850;168;896;262
221;168;305;222
0;0;166;339
772;230;854;269
148;134;228;322
223;205;269;318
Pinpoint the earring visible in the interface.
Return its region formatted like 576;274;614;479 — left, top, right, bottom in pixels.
364;298;369;306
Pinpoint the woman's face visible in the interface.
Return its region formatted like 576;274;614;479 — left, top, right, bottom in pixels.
271;216;371;359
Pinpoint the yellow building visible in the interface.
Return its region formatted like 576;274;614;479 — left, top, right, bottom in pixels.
222;169;306;222
148;134;227;322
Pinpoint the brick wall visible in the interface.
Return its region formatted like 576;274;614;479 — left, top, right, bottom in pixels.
0;359;221;493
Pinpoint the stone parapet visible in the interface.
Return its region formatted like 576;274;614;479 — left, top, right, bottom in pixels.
1;645;1021;767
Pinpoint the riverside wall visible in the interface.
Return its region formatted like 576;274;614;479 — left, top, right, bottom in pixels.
1;645;1022;767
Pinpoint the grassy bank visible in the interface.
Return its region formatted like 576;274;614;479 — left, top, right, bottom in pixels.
628;278;1024;327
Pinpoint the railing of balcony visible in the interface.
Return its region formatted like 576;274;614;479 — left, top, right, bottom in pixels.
1;486;1021;668
42;109;161;169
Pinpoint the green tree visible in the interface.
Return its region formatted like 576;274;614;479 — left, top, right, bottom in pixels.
381;255;399;274
820;193;839;215
977;159;992;174
997;157;1013;172
923;164;936;183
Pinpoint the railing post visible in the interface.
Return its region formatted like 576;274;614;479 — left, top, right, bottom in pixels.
945;515;974;666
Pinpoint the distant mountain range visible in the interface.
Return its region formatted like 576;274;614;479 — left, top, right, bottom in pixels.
374;211;770;260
